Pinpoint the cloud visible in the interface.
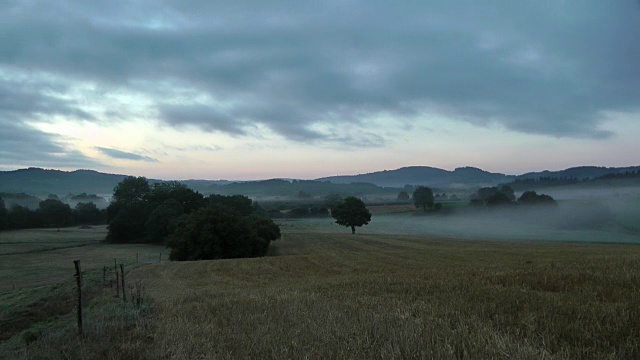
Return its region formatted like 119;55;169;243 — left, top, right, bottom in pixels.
95;147;158;162
1;0;639;147
0;120;102;168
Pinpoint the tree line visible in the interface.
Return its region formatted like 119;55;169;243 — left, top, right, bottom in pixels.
0;196;104;231
105;176;281;261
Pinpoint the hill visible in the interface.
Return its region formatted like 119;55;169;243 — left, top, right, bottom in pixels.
317;166;515;188
0;168;130;196
517;166;640;181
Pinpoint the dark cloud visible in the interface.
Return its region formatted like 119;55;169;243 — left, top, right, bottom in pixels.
0;120;102;168
1;0;639;147
95;147;158;162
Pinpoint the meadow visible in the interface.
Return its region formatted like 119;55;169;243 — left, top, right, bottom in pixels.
0;226;168;353
3;211;639;359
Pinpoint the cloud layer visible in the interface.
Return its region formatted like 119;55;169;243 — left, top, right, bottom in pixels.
1;1;639;168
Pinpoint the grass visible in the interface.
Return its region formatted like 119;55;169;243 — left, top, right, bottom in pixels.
0;226;168;356
3;218;640;359
122;231;640;358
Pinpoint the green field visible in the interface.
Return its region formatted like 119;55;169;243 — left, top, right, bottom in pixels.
2;211;640;359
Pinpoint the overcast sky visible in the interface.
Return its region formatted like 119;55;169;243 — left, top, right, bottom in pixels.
1;1;639;180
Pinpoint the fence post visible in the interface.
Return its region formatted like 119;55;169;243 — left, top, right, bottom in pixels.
159;253;162;263
120;264;126;302
73;260;83;335
103;266;106;288
136;252;139;263
116;271;120;298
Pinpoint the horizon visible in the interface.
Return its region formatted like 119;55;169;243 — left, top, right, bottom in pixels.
2;2;639;180
2;163;639;183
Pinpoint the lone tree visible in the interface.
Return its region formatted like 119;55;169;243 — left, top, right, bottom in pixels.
331;196;371;234
413;186;434;211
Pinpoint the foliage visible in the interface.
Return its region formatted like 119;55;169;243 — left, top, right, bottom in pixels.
7;204;31;229
111;176;151;206
107;203;151;243
397;191;410;201
472;185;516;207
107;177;206;242
167;206;280;261
207;194;253;216
518;191;557;206
147;181;205;214
413;186;434;211
37;199;73;228
145;199;184;243
0;197;7;230
331;196;372;234
74;202;103;225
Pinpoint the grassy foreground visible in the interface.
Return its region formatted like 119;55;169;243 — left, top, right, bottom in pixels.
5;226;640;359
0;226;168;357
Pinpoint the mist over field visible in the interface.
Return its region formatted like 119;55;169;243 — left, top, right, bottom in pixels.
294;195;640;244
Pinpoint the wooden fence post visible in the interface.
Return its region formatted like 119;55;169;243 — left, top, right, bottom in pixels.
159;253;162;263
136;252;139;263
73;260;83;335
103;266;107;288
116;271;120;298
120;264;126;302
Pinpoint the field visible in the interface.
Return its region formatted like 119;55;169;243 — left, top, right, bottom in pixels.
2;212;639;359
0;226;168;352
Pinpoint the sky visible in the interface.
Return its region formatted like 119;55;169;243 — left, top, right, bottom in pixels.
1;1;639;180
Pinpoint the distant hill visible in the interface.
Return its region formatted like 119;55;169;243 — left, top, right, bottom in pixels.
316;166;515;188
516;166;640;181
0;168;130;196
2;165;639;200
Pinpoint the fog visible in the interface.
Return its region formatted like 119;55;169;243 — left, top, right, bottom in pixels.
357;195;640;243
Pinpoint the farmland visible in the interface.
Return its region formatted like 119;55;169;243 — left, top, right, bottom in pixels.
2;213;639;359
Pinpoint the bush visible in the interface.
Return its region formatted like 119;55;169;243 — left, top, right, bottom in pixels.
168;206;280;261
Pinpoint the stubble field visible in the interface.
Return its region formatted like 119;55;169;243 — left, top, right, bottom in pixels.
2;215;640;359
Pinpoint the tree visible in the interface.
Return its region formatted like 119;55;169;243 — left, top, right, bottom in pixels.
146;181;205;214
145;199;184;243
413;186;434;211
207;194;253;216
111;176;151;206
397;191;410;201
0;197;8;231
167;206;280;261
107;177;152;242
518;191;556;206
37;199;73;229
472;186;516;207
74;202;102;225
331;196;371;234
8;204;32;229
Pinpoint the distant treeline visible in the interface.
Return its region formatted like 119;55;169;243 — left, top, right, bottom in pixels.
508;170;640;190
0;192;108;210
0;196;106;231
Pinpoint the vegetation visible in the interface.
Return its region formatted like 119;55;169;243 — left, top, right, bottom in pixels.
0;197;107;231
470;185;556;208
0;225;167;358
3;212;640;358
39;229;640;359
330;196;372;234
167;206;280;261
518;191;557;206
413;186;434;211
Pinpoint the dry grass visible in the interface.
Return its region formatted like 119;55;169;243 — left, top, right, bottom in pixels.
125;231;640;359
0;226;168;355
